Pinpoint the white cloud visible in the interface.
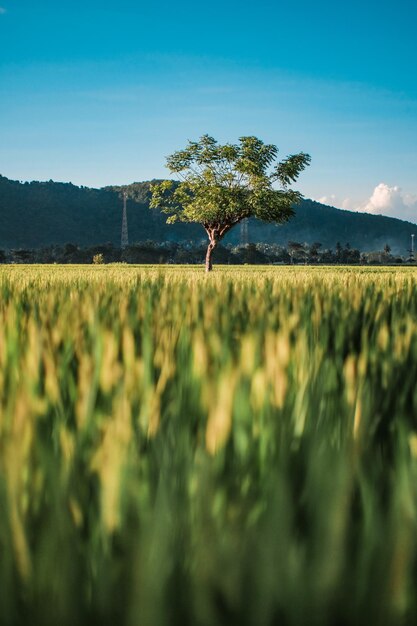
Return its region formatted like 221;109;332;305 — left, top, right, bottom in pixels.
316;194;355;211
315;184;417;223
0;7;6;14
318;194;337;205
341;198;353;210
361;183;417;222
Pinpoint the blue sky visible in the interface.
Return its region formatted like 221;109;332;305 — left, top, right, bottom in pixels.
1;0;417;220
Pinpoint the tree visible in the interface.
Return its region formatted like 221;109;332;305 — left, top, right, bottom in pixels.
287;241;307;264
12;249;33;264
335;241;343;260
150;135;311;271
309;242;322;263
92;253;104;264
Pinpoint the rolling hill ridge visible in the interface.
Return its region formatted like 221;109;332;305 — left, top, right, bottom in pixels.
0;174;415;254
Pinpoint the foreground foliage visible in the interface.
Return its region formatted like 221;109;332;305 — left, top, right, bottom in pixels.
1;265;417;625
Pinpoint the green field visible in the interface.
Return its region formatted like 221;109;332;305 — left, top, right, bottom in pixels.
1;265;417;625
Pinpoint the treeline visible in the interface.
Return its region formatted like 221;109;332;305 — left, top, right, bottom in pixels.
0;241;410;265
1;175;417;254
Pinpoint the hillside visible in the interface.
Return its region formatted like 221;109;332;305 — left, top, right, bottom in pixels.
0;174;415;254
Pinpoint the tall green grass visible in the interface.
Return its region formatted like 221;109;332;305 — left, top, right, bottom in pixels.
1;265;417;625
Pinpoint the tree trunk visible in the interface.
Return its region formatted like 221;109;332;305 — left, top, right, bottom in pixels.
205;240;217;272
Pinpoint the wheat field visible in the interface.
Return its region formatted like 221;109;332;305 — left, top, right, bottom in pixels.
1;265;417;625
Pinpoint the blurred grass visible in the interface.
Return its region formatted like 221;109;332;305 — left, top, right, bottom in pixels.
1;265;417;625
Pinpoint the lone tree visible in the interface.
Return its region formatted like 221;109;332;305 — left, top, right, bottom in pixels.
150;135;311;271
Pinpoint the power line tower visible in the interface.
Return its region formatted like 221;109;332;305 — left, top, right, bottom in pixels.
409;233;415;261
121;191;129;249
240;218;249;245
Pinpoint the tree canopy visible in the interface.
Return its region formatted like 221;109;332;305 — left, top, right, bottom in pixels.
150;135;311;270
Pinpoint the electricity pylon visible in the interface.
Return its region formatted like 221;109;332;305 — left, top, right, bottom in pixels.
121;192;129;249
240;218;249;245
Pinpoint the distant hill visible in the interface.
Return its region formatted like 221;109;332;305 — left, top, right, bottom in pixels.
0;174;415;254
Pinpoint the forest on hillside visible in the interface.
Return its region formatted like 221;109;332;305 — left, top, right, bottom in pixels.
0;175;415;255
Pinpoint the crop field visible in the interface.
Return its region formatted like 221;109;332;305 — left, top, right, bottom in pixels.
1;264;417;626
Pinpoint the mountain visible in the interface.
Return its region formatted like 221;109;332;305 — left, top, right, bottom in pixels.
0;174;415;254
